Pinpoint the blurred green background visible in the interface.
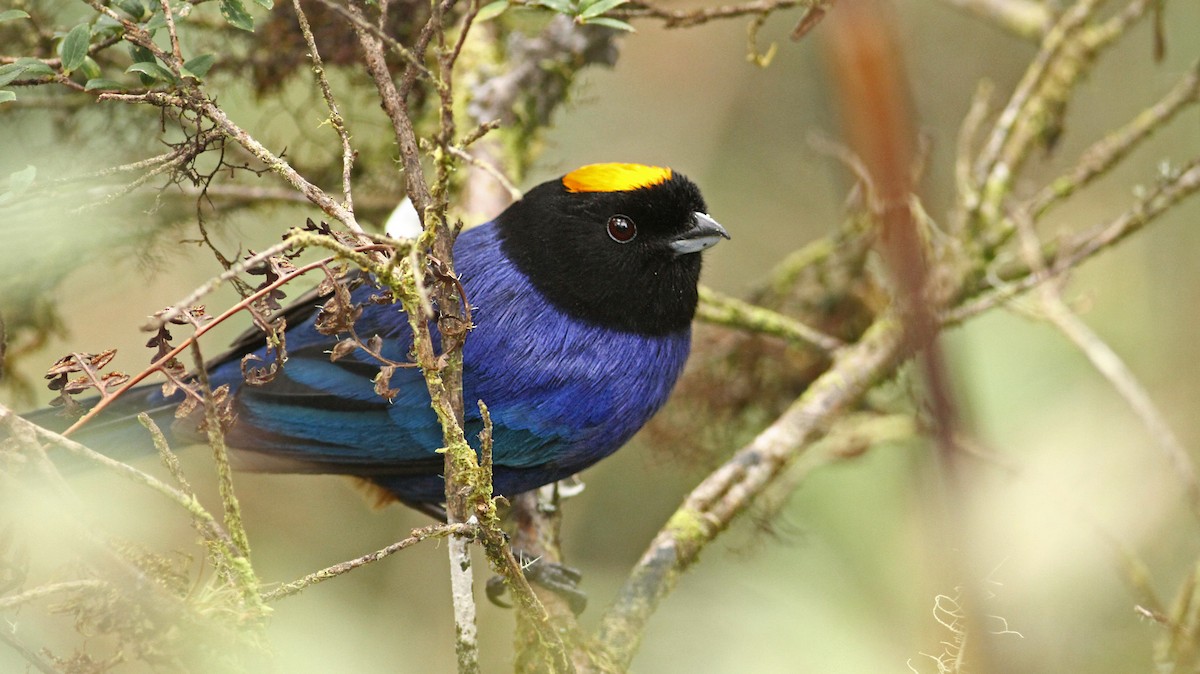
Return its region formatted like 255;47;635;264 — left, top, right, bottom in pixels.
2;1;1200;672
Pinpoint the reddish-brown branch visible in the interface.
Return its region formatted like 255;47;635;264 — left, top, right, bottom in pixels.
59;248;387;436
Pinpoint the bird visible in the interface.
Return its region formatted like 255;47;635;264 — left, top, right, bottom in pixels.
25;162;730;512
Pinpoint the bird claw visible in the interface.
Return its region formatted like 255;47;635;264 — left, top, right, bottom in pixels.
485;553;587;615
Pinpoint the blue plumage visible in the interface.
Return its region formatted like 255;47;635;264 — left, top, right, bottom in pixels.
30;164;728;507
213;224;691;502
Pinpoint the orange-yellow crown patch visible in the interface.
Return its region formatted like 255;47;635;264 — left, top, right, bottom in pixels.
562;163;673;193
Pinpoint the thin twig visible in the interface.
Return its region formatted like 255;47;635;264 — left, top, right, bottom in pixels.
69;129;227;212
938;0;1049;40
595;316;909;668
0;35;122;66
188;340;255;571
350;3;434;219
310;0;432;79
261;523;474;601
968;0;1102;229
0;579;110;610
1009;207;1200;522
618;0;801;28
97;90;362;231
292;0;357;212
1029;59;1200;218
1046;299;1200;519
158;0;184;65
0;628;64;674
195;95;362;232
946;158;1200;325
447;145;522;202
953;80;993;232
697;286;844;353
0;405;240;561
62;242;388;435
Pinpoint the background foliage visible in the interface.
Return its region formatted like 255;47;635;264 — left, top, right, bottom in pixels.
1;0;1199;672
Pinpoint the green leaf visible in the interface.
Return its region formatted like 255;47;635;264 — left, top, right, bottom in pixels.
0;63;28;88
80;56;102;80
145;11;167;31
476;0;508;21
581;15;634;31
129;44;155;64
60;23;91;74
95;14;124;37
532;0;573;13
112;0;146;19
578;0;626;20
14;58;55;77
0;9;31;22
219;0;255;31
252;0;273;9
0;90;15;103
126;61;178;83
181;54;216;79
84;77;126;91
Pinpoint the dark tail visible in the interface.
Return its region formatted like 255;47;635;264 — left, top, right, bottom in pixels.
19;385;182;467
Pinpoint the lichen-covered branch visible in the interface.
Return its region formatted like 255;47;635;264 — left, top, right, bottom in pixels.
595;316;908;667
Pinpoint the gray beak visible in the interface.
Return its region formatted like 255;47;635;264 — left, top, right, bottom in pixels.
669;212;730;257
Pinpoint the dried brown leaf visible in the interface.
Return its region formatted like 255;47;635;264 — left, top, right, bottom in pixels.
241;353;278;386
62;376;92;394
330;339;357;362
101;371;130;390
373;365;400;401
175;395;199;419
366;334;383;355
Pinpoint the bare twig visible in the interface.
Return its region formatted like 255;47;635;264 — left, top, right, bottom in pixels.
292;0;357;212
63;238;393;435
350;4;434;220
447;145;522;202
618;0;802;28
0;405;240;561
97;90;362;231
953;80;994;231
1008;207;1200;522
262;523;474;601
0;35;122;66
938;0;1049;40
946;158;1200;325
968;0;1102;230
0;627;64;674
158;0;184;65
195;96;362;232
595;316;909;668
1046;298;1200;518
0;579;109;610
697;286;844;353
1029;60;1200;217
310;0;432;79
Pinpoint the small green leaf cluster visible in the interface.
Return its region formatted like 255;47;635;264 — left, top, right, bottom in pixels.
0;0;280;103
477;0;634;32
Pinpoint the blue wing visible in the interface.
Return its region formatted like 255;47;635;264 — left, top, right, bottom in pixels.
213;271;570;479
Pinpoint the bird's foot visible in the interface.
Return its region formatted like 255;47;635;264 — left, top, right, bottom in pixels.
486;552;587;615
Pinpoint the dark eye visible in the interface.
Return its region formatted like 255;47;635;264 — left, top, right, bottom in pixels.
607;215;637;243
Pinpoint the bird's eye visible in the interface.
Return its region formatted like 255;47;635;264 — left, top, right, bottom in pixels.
607;215;637;243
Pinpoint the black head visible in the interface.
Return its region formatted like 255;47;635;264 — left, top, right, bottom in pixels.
496;163;729;336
